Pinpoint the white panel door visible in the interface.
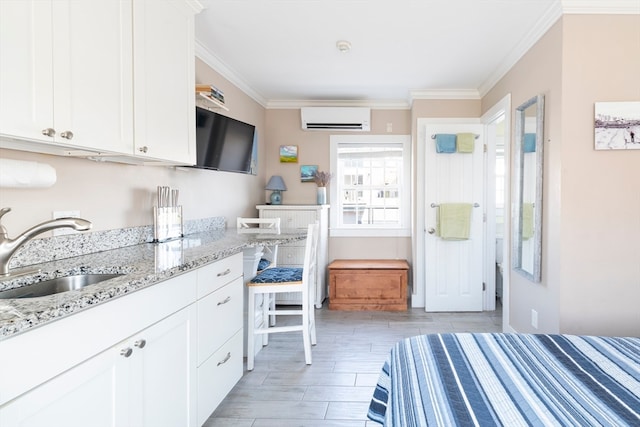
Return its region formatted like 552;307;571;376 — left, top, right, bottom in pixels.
425;123;484;311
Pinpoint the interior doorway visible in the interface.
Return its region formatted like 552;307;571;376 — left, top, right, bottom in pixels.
482;94;511;328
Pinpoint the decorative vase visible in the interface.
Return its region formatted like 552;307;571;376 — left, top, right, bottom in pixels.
316;187;326;205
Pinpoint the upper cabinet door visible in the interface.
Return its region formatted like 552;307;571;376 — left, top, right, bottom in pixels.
51;0;134;154
0;1;55;143
0;0;134;154
132;0;197;165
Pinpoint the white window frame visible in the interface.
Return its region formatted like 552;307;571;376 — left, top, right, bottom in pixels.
329;134;411;237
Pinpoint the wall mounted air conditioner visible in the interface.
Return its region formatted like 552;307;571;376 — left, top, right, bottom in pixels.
300;107;370;131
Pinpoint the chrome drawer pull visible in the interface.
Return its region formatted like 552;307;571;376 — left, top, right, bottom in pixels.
120;347;133;358
217;268;231;277
134;339;146;349
217;352;231;366
217;296;231;306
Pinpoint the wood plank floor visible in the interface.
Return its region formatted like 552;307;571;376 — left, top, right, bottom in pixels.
203;303;502;426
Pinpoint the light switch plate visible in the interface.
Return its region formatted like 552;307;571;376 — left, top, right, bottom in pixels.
52;210;81;236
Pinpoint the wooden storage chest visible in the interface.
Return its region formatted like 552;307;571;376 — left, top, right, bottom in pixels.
328;259;409;311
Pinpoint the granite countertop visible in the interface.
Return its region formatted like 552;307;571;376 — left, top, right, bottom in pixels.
0;228;306;341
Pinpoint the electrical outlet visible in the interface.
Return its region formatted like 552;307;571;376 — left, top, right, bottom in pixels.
531;309;538;329
52;210;81;236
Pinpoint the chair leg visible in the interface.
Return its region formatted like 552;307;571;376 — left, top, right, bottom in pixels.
247;287;256;371
269;292;276;326
261;293;269;346
302;305;312;365
309;299;317;346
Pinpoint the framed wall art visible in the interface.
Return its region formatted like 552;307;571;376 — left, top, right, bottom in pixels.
280;145;298;162
594;101;640;150
300;165;318;182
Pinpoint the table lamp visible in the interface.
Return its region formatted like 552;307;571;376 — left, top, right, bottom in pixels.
265;175;287;205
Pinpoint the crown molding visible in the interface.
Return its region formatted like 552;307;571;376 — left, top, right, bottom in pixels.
194;40;268;108
478;1;563;97
410;89;481;100
266;99;411;110
562;0;640;14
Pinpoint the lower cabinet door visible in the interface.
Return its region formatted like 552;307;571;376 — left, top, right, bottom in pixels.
132;304;197;427
0;345;129;427
197;330;243;426
0;305;197;427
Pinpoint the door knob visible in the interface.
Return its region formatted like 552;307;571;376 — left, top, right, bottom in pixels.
60;130;74;140
138;146;148;153
427;227;436;234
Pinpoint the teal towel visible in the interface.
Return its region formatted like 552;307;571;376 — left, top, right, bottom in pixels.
436;203;473;240
435;134;456;153
456;133;475;153
524;133;536;153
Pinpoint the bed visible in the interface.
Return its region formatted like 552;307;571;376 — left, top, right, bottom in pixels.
368;333;640;426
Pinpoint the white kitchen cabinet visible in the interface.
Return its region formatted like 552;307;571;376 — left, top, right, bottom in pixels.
195;253;243;426
0;306;196;427
0;0;134;156
132;0;198;164
257;205;329;307
0;0;200;165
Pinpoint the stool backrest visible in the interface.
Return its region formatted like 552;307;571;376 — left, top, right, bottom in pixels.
237;217;281;234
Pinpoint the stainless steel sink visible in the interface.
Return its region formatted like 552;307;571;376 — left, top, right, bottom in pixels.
0;274;123;299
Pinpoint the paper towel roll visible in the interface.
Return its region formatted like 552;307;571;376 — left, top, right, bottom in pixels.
0;158;57;188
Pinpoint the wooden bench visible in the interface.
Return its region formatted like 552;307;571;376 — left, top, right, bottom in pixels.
328;259;409;311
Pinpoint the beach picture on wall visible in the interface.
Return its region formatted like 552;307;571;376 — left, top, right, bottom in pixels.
594;101;640;150
279;145;298;162
300;165;318;182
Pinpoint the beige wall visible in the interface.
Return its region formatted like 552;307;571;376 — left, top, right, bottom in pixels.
264;108;414;262
558;15;640;336
0;59;266;235
483;15;640;336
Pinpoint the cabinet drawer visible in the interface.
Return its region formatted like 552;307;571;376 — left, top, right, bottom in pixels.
260;210;317;229
196;277;243;365
196;330;242;426
196;252;242;299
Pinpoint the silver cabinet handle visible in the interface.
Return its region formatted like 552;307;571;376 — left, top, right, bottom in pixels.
217;352;231;366
42;128;55;137
428;228;436;234
120;347;133;358
217;296;231;306
138;146;148;153
134;339;146;349
217;268;231;277
60;130;73;140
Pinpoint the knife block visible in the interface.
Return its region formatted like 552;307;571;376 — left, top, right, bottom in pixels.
153;206;183;242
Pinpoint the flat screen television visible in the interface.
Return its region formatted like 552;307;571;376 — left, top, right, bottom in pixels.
193;107;257;174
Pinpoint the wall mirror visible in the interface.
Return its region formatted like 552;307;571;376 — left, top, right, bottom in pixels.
512;94;544;282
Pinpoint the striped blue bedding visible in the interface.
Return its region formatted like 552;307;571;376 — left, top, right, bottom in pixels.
368;333;640;426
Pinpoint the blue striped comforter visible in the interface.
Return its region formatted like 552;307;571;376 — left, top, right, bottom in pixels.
368;334;640;426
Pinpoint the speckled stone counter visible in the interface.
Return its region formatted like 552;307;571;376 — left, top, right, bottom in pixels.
0;226;305;341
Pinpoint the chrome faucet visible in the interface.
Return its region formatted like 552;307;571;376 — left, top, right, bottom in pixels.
0;207;92;277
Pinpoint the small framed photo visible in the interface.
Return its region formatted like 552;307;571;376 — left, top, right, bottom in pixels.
300;165;318;182
594;101;640;150
280;145;298;162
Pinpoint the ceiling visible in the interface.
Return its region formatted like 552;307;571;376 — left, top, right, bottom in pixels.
193;0;634;108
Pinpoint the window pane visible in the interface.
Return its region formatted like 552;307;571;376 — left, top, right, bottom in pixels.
336;143;404;228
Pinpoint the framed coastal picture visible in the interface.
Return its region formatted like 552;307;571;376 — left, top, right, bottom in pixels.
300;165;318;182
594;101;640;150
279;145;298;162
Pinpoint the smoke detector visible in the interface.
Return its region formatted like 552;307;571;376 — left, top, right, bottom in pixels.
336;40;351;53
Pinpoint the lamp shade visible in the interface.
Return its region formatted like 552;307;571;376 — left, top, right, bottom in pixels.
265;175;287;191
